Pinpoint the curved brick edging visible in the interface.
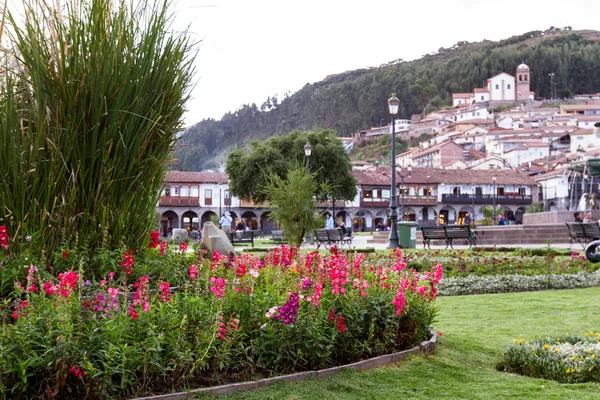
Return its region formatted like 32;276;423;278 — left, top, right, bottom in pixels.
133;330;438;400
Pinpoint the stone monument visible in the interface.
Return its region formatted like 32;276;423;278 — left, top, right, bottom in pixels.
202;222;234;254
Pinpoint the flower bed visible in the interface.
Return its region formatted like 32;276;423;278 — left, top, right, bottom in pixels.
0;245;441;399
437;270;600;296
498;333;600;383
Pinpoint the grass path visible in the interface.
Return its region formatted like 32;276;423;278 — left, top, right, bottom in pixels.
197;287;600;399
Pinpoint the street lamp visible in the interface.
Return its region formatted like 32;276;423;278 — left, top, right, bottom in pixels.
217;183;222;217
398;165;412;222
304;142;313;245
549;73;555;100
304;142;312;175
388;93;400;248
472;186;476;223
492;174;497;225
227;180;231;212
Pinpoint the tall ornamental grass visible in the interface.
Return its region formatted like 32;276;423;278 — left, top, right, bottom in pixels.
0;0;194;263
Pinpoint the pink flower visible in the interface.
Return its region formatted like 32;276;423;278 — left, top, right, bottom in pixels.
120;250;134;275
160;241;168;256
209;276;226;298
129;307;139;320
69;366;85;379
179;242;188;252
43;281;56;295
158;280;172;303
392;290;405;316
0;225;9;249
148;230;160;248
189;264;199;280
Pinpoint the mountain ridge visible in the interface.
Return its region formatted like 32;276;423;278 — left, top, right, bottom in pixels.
174;28;600;171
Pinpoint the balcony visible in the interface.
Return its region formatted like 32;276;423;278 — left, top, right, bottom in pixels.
158;196;199;207
441;194;532;205
316;200;346;208
360;195;437;208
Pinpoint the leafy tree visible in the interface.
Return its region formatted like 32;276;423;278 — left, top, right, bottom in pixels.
263;168;327;246
409;76;438;111
226;130;357;204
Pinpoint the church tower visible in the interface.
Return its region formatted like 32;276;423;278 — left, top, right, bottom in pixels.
516;63;530;101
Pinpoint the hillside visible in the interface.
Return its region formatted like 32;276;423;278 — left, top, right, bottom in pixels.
174;28;600;171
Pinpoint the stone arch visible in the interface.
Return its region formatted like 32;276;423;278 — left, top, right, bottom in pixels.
241;211;259;230
181;210;199;231
260;211;277;233
419;206;437;225
514;207;526;224
457;206;475;226
160;210;179;236
403;207;416;222
200;211;218;229
336;210;350;227
439;205;457;225
354;210;373;232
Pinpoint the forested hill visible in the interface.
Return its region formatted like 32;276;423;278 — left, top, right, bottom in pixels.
175;28;600;171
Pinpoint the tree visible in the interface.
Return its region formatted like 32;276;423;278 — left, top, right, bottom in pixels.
226;130;357;204
263;168;327;246
409;76;438;111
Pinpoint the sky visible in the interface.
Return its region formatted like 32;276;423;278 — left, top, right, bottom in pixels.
169;0;600;127
7;0;600;126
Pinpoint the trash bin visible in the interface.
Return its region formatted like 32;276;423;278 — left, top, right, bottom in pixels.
398;221;417;249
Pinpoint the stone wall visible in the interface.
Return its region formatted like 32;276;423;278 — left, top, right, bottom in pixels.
523;210;600;225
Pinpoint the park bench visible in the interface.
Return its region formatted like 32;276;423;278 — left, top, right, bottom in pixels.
271;230;284;244
314;228;352;249
566;222;600;249
421;225;476;249
228;230;254;247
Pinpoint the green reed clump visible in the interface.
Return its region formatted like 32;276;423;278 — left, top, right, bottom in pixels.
0;0;194;268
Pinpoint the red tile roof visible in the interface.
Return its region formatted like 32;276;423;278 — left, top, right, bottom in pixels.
165;171;228;184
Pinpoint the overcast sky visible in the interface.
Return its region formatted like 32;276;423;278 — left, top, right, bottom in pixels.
9;0;600;126
169;0;600;126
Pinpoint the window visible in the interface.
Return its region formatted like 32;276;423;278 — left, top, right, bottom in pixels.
363;189;373;202
180;186;189;197
190;186;199;197
507;84;511;89
224;190;231;205
481;96;484;100
518;188;526;196
524;75;528;81
381;189;391;200
519;75;522;82
495;84;499;89
204;189;212;206
173;187;180;196
164;186;170;196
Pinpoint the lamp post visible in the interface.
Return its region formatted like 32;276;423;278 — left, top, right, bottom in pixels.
398;165;412;222
549;73;555;100
226;180;231;212
388;94;400;248
304;142;312;175
304;142;313;245
217;183;222;217
472;186;476;223
492;174;497;225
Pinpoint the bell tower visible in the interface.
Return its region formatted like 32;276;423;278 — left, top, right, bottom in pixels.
516;63;530;101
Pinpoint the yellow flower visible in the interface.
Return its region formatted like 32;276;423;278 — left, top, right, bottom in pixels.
514;339;518;343
580;355;584;360
519;339;523;344
557;337;561;342
565;333;569;337
590;331;594;336
566;368;571;374
544;344;550;350
585;332;589;337
577;369;581;373
572;356;576;361
592;354;596;360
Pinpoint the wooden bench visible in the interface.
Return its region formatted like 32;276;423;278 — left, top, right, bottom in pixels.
421;225;476;249
228;231;254;247
314;228;352;249
271;230;284;244
566;222;600;249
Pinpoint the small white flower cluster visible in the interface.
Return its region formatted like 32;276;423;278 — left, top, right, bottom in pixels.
438;270;600;296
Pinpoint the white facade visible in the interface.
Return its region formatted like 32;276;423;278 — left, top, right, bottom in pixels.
504;145;550;167
199;183;239;210
570;129;600;153
486;73;516;101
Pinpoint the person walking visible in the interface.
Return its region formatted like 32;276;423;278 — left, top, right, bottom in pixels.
325;214;334;229
219;211;232;233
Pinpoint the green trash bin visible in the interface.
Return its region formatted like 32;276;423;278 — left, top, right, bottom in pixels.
398;221;417;249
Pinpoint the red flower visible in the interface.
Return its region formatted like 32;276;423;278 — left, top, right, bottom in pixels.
0;225;8;249
62;251;68;259
148;230;160;248
69;366;85;379
129;307;139;320
120;250;135;274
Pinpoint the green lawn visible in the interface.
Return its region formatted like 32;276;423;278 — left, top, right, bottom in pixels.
196;287;600;399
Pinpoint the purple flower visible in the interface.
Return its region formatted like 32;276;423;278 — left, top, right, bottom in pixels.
274;292;300;325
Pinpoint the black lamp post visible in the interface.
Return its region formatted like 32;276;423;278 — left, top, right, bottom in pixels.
492;174;497;225
398;165;412;222
471;186;476;223
217;183;222;217
388;94;400;248
304;142;312;175
549;72;555;100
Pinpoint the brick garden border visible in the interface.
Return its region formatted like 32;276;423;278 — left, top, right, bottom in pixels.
134;330;438;399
